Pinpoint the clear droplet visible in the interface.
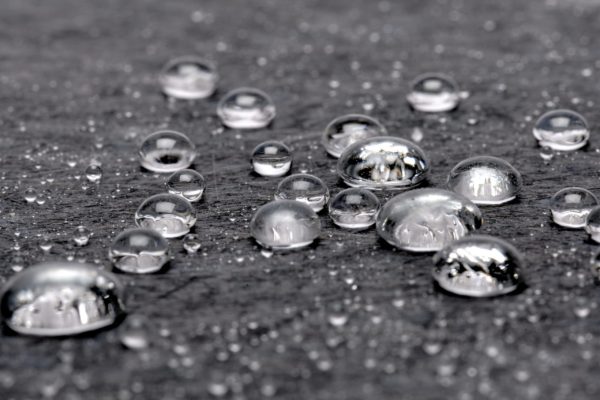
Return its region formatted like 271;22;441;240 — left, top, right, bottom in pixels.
433;235;523;297
135;193;197;238
533;109;589;151
182;234;202;254
24;187;37;203
109;229;170;274
274;174;330;212
0;262;125;336
447;156;522;205
585;206;600;243
85;164;103;183
550;187;598;228
250;200;321;250
251;141;292;177
119;316;150;350
406;73;460;112
72;226;91;246
217;87;276;129
139;130;196;173
328;188;380;230
166;169;205;202
159;56;218;100
322;114;387;158
376;188;482;252
336;136;429;190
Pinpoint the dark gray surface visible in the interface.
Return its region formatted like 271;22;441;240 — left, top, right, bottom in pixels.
2;0;600;398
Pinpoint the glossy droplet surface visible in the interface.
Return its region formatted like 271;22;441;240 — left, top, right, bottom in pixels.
250;200;321;250
139;130;196;173
73;226;91;246
533;109;589;151
433;235;523;297
274;174;330;212
550;187;598;228
0;262;125;336
85;164;102;183
328;188;380;230
337;136;429;190
109;229;170;274
447;156;522;205
585;206;600;243
322;114;387;158
159;56;218;100
166;169;205;202
376;188;482;252
251;141;292;177
217;87;276;129
135;193;197;238
182;234;202;254
406;73;460;112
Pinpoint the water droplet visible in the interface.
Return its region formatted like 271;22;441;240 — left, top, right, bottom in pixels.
533;109;589;151
72;226;91;246
139;130;196;173
85;164;103;183
217;87;276;129
109;229;170;274
0;262;125;336
550;187;598;228
585;206;600;243
166;169;205;202
376;188;482;252
182;233;202;254
406;73;460;112
274;174;330;212
328;188;380;230
251;141;292;177
322;114;386;158
447;156;522;205
159;56;218;100
433;235;523;297
24;187;37;203
135;193;197;238
250;200;321;250
539;146;554;162
119;316;150;350
336;136;429;190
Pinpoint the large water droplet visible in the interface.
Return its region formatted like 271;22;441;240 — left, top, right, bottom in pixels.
337;136;429;190
274;174;330;212
251;141;292;177
328;188;380;230
139;130;196;173
406;73;460;112
585;205;600;243
159;56;218;100
376;188;482;252
322;114;386;158
0;262;125;336
109;229;170;274
135;193;197;238
217;87;276;129
550;187;598;228
533;109;589;151
166;169;205;202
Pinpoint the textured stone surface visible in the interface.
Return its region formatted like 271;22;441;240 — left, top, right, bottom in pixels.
2;0;600;399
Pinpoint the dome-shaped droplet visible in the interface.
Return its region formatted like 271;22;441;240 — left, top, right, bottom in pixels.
109;229;170;274
585;206;600;243
550;187;598;228
139;130;196;173
72;225;91;246
406;73;460;112
217;87;276;129
159;56;218;100
447;156;522;205
533;109;589;151
432;235;523;297
182;234;202;254
376;188;482;252
328;188;380;230
251;141;292;177
135;193;197;238
166;169;205;202
274;174;330;212
85;163;103;183
0;262;125;336
322;114;387;158
250;200;321;250
337;136;429;190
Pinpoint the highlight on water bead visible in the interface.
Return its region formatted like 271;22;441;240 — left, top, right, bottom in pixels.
135;193;197;238
328;188;381;230
217;87;276;129
274;173;330;212
532;109;590;151
139;130;197;173
251;140;292;177
109;229;170;274
159;56;218;100
550;187;598;228
406;73;461;113
166;169;206;202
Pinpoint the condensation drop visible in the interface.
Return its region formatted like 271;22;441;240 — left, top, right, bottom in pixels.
533;109;589;151
550;187;598;228
274;174;330;212
135;193;197;238
328;188;380;230
251;141;292;177
109;229;170;274
166;169;205;202
217;87;276;129
139;130;196;173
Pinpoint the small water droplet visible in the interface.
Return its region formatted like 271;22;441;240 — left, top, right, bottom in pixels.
406;73;460;112
166;169;205;202
139;130;196;173
72;226;91;246
109;229;170;274
550;187;598;228
24;187;37;203
328;188;380;230
322;114;386;158
533;109;589;151
159;56;218;100
182;234;202;254
85;164;103;183
251;141;292;177
135;193;197;238
217;87;276;129
274;174;329;212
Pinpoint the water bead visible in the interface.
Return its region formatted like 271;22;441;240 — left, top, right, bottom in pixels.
250;200;321;250
376;188;482;252
159;56;218;100
533;109;590;151
217;87;276;129
328;188;381;230
166;169;205;202
72;225;91;246
139;130;196;173
24;187;37;203
550;187;598;228
135;193;197;238
182;234;202;254
251;141;292;177
109;229;170;274
336;136;429;190
432;235;523;297
85;164;103;183
0;262;125;336
585;206;600;243
322;114;387;158
406;73;460;113
447;156;522;205
274;174;330;212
